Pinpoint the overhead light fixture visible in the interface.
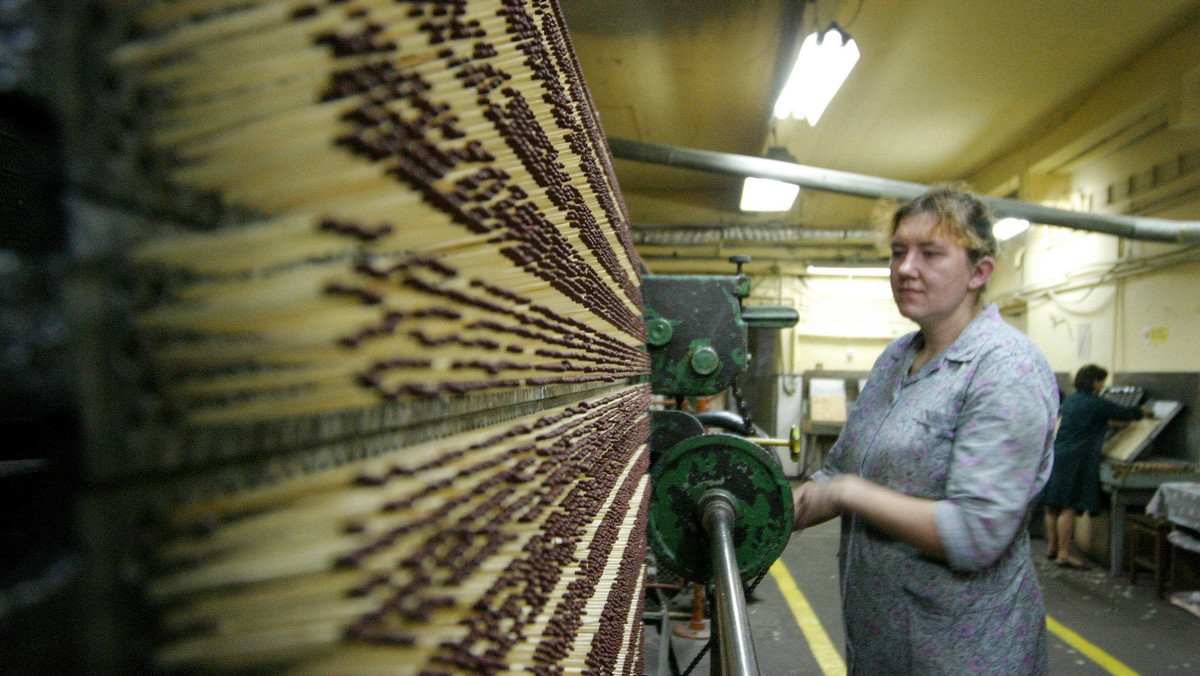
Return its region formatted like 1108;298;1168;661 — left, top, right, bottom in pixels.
739;176;800;212
774;23;859;126
740;146;801;212
806;264;890;277
993;217;1030;241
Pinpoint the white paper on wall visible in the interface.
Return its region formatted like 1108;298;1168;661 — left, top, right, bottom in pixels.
1076;322;1092;360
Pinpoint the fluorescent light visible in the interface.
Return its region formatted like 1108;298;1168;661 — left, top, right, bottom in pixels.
774;25;860;126
993;217;1030;240
739;176;799;211
806;264;890;277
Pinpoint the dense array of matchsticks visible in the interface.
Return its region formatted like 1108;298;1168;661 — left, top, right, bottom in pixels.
108;0;652;672
116;0;648;426
153;387;649;674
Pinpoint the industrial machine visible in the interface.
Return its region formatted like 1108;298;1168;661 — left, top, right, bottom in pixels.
642;257;800;675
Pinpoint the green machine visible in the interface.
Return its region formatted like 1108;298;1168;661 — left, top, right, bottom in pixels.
642;256;800;676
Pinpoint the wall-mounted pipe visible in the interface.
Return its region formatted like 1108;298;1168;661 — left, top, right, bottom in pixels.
608;138;1200;245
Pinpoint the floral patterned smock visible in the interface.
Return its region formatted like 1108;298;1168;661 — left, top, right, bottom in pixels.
815;304;1058;675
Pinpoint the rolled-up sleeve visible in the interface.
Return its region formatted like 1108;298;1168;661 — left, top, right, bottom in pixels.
813;437;845;483
933;351;1057;571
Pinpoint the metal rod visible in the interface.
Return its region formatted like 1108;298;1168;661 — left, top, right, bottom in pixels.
656;587;673;676
700;490;759;676
748;427;802;462
608;137;1200;245
746;437;788;446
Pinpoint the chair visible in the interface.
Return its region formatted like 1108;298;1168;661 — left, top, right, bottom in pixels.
1126;512;1171;598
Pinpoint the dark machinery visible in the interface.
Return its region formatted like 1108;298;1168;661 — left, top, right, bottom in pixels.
643;257;800;675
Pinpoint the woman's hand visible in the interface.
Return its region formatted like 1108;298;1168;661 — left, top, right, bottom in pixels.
796;474;946;559
792;477;850;531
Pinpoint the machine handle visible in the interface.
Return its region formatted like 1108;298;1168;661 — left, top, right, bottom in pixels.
746;426;802;462
740;305;800;329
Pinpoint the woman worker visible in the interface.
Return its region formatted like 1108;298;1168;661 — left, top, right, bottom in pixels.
791;186;1059;674
1042;364;1151;568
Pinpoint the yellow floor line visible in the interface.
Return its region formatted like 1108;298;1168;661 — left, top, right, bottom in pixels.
1046;614;1140;676
769;562;1135;676
770;559;847;676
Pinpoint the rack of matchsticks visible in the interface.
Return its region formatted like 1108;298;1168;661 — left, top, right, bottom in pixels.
80;0;654;673
151;386;649;674
113;0;647;428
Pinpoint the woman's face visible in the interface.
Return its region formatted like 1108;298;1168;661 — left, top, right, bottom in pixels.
890;212;992;329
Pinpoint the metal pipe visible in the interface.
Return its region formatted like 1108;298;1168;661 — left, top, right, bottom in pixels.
655;587;673;676
608;137;1200;245
694;411;752;436
700;490;759;676
632;225;878;246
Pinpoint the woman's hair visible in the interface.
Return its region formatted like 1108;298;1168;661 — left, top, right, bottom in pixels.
891;184;997;263
1073;364;1108;392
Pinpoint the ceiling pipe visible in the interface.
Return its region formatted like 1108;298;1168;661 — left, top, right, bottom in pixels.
631;224;877;246
608;137;1200;245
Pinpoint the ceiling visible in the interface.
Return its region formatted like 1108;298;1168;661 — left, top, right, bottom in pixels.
557;0;1200;273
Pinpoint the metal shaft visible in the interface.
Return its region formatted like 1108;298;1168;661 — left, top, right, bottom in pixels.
700;490;759;676
609;137;1200;245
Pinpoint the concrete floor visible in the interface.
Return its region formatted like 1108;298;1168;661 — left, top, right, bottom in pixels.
644;518;1200;675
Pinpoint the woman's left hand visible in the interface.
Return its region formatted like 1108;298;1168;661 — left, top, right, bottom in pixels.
793;476;854;531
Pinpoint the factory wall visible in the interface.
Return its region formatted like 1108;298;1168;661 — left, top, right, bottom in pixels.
767;227;1200;380
1120;260;1200;371
1000;230;1200;377
748;273;912;375
765;224;1200;386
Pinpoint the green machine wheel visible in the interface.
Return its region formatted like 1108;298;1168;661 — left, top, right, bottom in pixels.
648;409;705;468
648;433;794;584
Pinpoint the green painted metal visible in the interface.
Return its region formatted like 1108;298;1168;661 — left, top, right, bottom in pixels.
734;276;752;299
688;343;720;375
643;275;747;396
648;434;793;584
645;315;674;346
741;305;800;329
642;273;798;396
648;409;705;467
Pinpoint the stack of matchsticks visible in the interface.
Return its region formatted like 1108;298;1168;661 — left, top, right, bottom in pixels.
104;0;652;672
114;0;648;426
151;387;650;674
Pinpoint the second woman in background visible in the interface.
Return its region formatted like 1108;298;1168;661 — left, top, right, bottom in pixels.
1042;364;1152;568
